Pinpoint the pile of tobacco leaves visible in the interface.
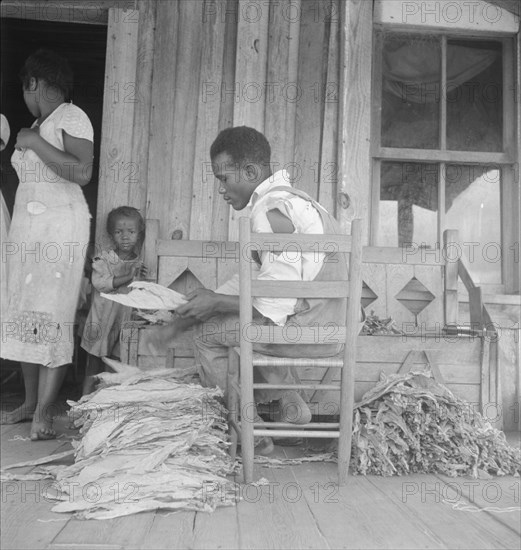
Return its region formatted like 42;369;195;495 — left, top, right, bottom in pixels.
361;311;404;335
350;371;521;477
2;362;238;519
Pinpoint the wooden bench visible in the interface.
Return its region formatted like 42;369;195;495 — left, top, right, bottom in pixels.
120;221;500;425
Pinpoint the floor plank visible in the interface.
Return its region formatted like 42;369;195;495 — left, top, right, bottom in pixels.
139;511;196;550
435;473;521;534
50;512;157;550
1;423;23;437
1;409;74;550
366;474;520;549
1;479;71;550
1;416;75;468
236;458;328;549
290;460;446;550
192;504;240;549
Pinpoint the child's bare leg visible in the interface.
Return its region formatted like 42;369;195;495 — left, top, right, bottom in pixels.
0;362;39;424
82;355;104;395
30;364;68;440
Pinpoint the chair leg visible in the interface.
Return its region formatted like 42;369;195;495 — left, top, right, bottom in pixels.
241;412;255;484
227;349;239;460
229;428;238;461
337;429;350;486
240;364;255;484
338;357;356;486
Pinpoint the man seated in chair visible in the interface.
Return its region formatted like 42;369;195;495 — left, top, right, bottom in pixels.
146;126;349;455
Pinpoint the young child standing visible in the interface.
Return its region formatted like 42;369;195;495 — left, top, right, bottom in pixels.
81;206;147;393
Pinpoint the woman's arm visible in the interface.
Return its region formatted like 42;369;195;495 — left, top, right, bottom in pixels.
15;128;93;186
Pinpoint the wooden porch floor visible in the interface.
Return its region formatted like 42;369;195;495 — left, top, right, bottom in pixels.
1;414;520;550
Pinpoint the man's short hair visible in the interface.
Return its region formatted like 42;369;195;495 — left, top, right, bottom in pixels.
210;126;271;166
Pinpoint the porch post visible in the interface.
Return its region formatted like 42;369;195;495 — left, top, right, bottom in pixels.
337;0;373;242
96;6;141;249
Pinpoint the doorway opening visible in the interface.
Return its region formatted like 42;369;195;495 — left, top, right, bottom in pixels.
0;16;107;239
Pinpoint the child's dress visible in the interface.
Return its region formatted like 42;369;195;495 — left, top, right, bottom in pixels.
81;249;140;358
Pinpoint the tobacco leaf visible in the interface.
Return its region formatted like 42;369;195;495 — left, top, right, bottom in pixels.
351;371;521;477
3;360;238;519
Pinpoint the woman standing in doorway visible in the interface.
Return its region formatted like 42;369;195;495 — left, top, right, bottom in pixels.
1;49;93;440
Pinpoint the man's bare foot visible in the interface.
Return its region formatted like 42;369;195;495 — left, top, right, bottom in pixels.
30;419;56;441
0;404;36;424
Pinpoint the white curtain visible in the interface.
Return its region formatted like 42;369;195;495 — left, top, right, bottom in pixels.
384;43;499;103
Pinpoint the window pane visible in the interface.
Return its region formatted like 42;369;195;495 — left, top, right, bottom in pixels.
447;40;503;152
379;162;438;248
445;165;501;284
381;34;440;149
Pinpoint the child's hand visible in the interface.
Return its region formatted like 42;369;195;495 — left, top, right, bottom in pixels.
132;262;147;281
136;263;148;279
15;127;40;150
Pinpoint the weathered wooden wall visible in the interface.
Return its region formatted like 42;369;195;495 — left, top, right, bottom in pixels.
88;0;374;247
141;0;346;242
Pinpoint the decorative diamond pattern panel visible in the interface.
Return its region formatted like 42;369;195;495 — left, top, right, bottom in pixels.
167;268;204;294
395;277;435;316
362;282;378;310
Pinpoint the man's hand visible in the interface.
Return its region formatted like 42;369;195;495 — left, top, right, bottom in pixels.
176;288;220;321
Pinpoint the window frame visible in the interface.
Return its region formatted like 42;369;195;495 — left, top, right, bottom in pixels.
370;27;518;294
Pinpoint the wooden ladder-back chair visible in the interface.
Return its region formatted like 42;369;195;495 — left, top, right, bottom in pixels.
227;217;364;485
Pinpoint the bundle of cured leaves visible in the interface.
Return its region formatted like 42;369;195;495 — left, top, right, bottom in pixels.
350;371;521;477
361;311;404;335
3;362;238;519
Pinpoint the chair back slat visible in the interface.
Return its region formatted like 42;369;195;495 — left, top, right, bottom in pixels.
241;325;347;345
248;233;353;253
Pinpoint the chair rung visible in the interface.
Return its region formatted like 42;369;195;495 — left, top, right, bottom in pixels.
253;422;340;429
233;347;345;368
252;357;344;368
253;428;340;439
253;383;339;391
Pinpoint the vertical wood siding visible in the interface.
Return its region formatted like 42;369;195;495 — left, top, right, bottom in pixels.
141;0;343;241
97;7;140;248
